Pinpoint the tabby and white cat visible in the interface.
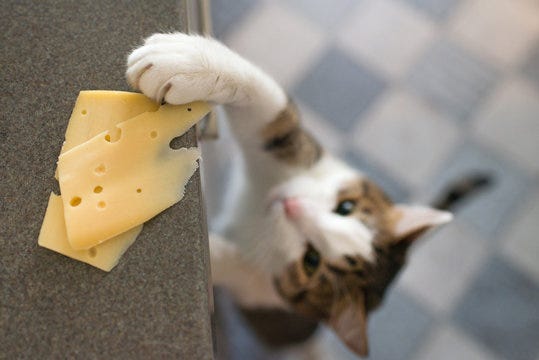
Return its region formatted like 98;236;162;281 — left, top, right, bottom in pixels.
126;33;457;356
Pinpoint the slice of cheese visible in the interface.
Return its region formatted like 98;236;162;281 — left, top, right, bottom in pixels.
57;102;210;250
41;91;155;270
39;193;142;272
61;90;159;154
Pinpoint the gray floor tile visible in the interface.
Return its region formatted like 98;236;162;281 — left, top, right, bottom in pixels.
449;0;539;68
338;0;436;79
292;47;387;131
211;0;261;38
407;39;499;122
420;140;531;239
397;220;488;315
501;189;539;282
522;39;539;91
369;289;434;360
401;0;462;20
415;324;502;360
472;78;539;174
345;151;411;203
284;0;360;31
225;1;327;89
452;257;539;360
354;90;459;188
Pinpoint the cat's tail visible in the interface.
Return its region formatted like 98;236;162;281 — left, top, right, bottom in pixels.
431;173;493;211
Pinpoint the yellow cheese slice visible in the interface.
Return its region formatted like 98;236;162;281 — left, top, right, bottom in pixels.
57;102;209;250
38;193;142;271
41;91;155;270
61;90;159;154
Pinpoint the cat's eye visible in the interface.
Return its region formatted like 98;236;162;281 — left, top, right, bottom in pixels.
334;200;356;216
302;246;320;276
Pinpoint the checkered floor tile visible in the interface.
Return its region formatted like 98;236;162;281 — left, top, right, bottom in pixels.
292;47;387;131
211;0;539;358
407;39;499;122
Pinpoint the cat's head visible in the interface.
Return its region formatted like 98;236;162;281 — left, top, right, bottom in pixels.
268;155;452;356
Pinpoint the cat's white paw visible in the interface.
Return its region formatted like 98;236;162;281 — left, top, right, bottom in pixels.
126;33;246;105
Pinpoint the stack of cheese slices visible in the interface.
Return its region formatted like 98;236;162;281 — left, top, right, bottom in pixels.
38;91;210;271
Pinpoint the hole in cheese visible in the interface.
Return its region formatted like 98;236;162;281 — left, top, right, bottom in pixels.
150;130;158;139
95;164;106;175
104;127;122;143
88;247;97;258
169;136;183;150
136;188;142;193
187;107;192;112
70;197;82;207
97;201;106;209
81;109;87;115
93;185;103;193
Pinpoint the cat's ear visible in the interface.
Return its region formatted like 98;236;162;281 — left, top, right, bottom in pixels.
328;292;369;357
389;204;453;241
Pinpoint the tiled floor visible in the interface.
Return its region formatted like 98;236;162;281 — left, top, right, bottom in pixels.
210;0;539;359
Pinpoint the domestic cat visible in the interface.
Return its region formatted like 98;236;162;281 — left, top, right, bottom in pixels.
126;33;488;357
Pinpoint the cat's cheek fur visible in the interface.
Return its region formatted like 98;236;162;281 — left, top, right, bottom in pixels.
312;216;375;262
280;200;375;262
267;156;375;262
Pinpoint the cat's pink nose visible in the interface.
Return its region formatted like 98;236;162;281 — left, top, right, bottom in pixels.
283;197;302;219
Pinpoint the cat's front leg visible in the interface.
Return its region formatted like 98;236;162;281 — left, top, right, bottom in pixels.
209;233;286;309
126;33;322;180
126;33;287;121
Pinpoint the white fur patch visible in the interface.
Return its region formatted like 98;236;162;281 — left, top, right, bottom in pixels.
267;155;375;262
126;33;287;119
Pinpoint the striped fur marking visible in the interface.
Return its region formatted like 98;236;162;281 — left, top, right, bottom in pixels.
261;101;322;167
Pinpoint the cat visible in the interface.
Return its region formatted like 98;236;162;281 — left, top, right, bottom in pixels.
126;33;488;357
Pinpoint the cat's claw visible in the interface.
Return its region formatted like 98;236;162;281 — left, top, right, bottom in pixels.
127;63;153;91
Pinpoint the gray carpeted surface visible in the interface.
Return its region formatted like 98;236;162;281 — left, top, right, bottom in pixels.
0;1;213;358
